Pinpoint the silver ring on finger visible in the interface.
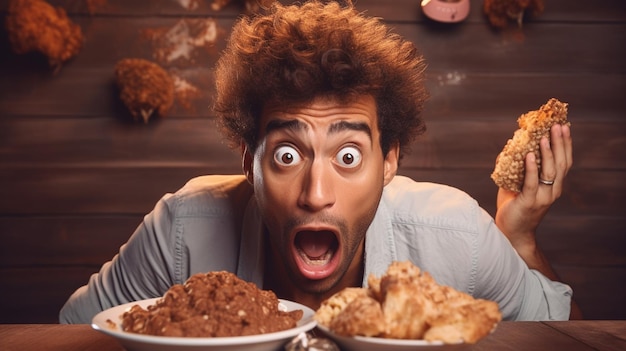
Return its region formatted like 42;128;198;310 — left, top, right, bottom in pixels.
539;178;555;186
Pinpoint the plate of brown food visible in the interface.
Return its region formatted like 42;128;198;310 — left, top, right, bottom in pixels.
313;261;501;351
91;271;316;351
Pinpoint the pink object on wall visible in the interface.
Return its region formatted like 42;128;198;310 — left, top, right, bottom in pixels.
421;0;470;23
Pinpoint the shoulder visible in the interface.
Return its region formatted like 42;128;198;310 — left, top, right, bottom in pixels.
380;176;494;293
179;175;252;197
383;175;481;224
381;175;495;251
162;175;254;217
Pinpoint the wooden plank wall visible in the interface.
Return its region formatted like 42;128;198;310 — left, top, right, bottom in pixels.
0;0;624;323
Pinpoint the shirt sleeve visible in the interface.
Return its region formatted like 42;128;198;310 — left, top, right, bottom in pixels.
59;193;184;324
473;208;572;321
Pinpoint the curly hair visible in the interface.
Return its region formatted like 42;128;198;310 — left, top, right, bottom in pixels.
214;0;428;159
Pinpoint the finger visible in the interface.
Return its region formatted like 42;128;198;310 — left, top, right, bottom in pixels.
521;152;540;198
562;124;573;174
539;135;557;183
526;151;559;205
546;125;564;181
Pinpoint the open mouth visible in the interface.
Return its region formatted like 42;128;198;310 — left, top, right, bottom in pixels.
293;230;340;279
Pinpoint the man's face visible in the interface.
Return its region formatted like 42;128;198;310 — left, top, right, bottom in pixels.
245;95;398;296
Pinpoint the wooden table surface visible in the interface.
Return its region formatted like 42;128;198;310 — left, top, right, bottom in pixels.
1;320;625;351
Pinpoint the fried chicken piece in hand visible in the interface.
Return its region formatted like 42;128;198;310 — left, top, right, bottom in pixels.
114;58;175;123
5;0;83;71
491;98;569;192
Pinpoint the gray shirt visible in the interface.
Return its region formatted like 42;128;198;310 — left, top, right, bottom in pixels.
59;175;572;324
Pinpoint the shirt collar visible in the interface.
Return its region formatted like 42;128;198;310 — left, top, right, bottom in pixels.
237;197;265;287
363;193;397;286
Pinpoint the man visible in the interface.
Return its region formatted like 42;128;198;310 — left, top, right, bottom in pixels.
60;0;576;324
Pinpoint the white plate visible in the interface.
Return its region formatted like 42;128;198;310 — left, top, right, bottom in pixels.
92;297;316;351
316;324;470;351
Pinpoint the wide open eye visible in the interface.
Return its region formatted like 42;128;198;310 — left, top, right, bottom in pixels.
336;146;362;168
274;145;302;166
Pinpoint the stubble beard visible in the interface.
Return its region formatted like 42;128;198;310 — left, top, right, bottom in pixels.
271;210;375;296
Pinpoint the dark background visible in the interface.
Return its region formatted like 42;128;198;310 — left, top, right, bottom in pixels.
0;0;624;323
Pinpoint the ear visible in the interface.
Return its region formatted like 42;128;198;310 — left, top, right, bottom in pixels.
241;143;254;185
383;142;399;186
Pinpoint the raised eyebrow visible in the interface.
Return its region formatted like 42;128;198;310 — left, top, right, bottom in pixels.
329;121;372;141
265;119;307;135
265;118;372;141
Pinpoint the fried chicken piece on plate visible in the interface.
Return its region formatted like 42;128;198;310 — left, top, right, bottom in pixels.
491;98;570;192
329;294;385;337
375;262;461;339
318;261;502;344
315;288;368;327
114;58;175;123
378;261;501;343
424;298;502;344
315;287;386;337
380;261;502;344
5;0;83;70
373;260;429;339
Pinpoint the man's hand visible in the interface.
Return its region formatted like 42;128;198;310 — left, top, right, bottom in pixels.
495;124;573;260
494;124;582;319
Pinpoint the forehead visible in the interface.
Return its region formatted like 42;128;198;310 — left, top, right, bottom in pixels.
259;95;379;135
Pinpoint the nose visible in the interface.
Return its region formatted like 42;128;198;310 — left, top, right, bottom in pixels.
297;159;336;212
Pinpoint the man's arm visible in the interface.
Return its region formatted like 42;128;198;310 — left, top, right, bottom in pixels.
494;124;582;319
59;195;180;323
